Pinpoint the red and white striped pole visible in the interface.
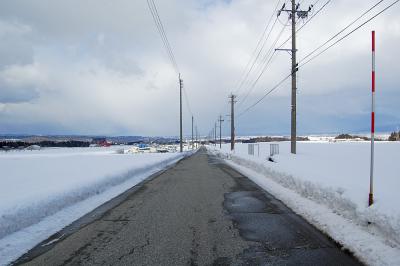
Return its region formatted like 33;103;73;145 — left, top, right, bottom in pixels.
369;30;375;206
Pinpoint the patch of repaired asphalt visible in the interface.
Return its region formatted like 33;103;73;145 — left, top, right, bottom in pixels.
218;161;362;266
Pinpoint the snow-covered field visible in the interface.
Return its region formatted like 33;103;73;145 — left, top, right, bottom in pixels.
0;146;189;265
209;141;400;266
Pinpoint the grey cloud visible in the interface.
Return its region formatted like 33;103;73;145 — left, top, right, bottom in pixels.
0;83;39;103
0;20;34;69
0;62;43;103
0;0;398;135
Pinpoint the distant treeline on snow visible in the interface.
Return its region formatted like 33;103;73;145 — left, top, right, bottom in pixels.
242;136;309;143
0;135;181;150
388;131;400;141
0;140;90;150
334;134;370;141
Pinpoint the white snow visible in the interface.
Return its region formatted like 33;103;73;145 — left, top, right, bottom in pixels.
0;146;190;265
208;141;400;266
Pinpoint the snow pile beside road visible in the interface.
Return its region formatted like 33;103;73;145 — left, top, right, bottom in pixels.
0;147;191;265
208;142;400;265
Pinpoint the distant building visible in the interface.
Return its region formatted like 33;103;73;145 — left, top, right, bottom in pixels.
26;145;41;150
91;137;111;147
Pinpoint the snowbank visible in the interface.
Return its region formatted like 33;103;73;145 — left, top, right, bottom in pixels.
208;141;400;266
0;147;191;265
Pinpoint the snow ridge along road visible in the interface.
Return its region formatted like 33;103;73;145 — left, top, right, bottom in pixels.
0;148;192;265
15;147;360;265
209;143;400;266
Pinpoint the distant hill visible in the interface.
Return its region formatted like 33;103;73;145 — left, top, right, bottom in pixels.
0;135;180;148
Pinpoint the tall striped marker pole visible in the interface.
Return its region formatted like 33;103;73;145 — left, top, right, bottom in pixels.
369;31;375;206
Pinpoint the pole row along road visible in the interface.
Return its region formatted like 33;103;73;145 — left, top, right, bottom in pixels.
16;147;362;265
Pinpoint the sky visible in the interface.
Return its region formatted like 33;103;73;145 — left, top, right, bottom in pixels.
0;0;399;137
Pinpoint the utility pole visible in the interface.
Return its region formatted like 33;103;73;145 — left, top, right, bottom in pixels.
218;115;224;149
179;74;183;152
214;122;217;147
191;116;194;150
290;0;297;155
277;1;312;154
195;126;198;149
229;94;236;151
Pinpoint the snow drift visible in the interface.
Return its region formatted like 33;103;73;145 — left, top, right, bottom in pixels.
0;147;191;265
208;141;400;265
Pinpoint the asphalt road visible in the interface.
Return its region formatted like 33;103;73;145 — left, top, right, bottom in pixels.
16;147;362;265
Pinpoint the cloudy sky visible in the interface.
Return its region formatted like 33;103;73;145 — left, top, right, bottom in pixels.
0;0;399;136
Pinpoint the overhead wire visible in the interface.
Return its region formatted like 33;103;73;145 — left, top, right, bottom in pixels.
147;0;179;73
182;87;193;116
237;19;288;110
300;0;399;67
233;0;282;96
238;73;292;117
299;0;385;64
235;17;279;95
147;0;196;129
221;0;285;134
236;0;399;118
276;0;331;50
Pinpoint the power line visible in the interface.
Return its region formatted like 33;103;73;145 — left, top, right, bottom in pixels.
299;0;384;65
235;18;279;95
148;0;196;121
297;0;331;35
276;0;331;50
148;0;198;149
147;0;179;73
182;87;193;116
149;0;179;72
216;2;282;129
233;0;282;96
238;72;292;117
300;0;399;67
222;0;285;128
236;0;319;113
237;20;288;110
237;51;277;109
148;0;175;70
236;0;399;118
251;21;285;80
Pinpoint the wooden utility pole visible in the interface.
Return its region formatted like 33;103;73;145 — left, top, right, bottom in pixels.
277;1;311;154
214;122;217;147
218;115;224;149
290;0;297;154
179;74;183;152
229;94;236;151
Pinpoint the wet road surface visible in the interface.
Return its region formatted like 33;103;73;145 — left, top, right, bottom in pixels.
16;148;362;265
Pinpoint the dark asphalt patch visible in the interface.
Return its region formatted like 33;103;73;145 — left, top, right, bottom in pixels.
216;158;362;265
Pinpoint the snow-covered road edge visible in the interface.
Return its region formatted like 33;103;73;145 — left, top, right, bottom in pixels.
0;150;194;266
208;148;400;266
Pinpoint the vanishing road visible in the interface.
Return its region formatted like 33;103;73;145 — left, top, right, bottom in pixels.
16;147;361;265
